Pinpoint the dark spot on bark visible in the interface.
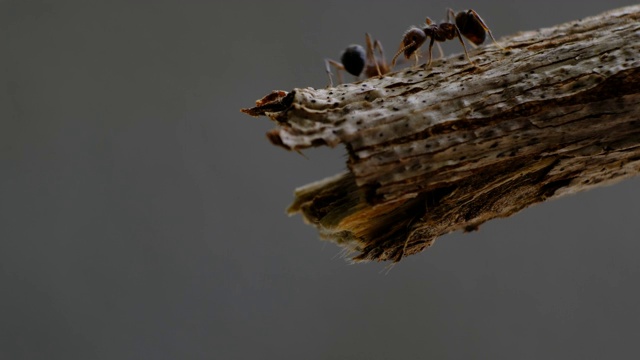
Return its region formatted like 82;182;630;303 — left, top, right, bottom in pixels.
363;182;381;204
541;178;574;198
464;224;480;232
310;138;327;147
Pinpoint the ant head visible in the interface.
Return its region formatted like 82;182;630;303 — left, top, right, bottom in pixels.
340;45;366;76
401;28;427;58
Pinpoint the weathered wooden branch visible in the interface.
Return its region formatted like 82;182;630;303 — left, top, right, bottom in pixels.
242;6;640;262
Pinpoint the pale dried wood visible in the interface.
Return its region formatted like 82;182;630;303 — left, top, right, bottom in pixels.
242;5;640;262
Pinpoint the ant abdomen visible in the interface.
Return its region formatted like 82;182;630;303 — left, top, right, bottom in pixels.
340;45;366;76
455;11;487;45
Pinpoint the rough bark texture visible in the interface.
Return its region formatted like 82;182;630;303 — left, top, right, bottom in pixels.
242;6;640;262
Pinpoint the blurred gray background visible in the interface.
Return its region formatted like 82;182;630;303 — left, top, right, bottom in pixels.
2;0;639;359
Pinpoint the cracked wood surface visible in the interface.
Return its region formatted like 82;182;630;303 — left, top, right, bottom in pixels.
242;6;640;262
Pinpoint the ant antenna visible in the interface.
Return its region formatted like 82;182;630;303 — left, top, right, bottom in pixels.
391;42;418;67
391;27;426;67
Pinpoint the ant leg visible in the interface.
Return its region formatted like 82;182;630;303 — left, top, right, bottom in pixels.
453;27;475;66
446;8;456;23
373;40;387;75
325;58;345;87
426;37;435;67
467;9;505;50
364;33;382;77
435;42;444;59
373;40;385;61
391;42;414;68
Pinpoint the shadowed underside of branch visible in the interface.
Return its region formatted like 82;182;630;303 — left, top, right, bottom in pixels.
242;6;640;262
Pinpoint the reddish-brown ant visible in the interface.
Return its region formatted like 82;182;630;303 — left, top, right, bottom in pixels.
391;9;503;68
325;33;390;86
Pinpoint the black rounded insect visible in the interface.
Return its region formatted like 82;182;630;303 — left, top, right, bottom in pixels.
391;9;503;68
325;33;390;87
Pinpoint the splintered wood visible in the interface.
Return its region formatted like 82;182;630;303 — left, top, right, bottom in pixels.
242;6;640;262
